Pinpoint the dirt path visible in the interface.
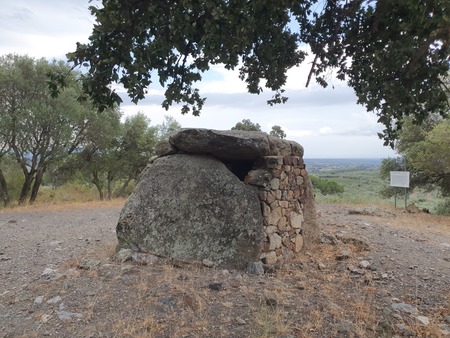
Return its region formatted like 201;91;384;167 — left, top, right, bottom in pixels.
0;203;449;337
0;206;121;295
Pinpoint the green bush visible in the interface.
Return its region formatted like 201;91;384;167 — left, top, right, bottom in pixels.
310;175;344;195
434;198;450;215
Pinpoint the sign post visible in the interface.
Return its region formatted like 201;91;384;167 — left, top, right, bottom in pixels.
390;171;410;209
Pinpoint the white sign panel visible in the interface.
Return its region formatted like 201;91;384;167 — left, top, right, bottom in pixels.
390;171;410;188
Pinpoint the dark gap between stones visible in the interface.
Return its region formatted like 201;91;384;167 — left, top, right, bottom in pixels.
223;159;255;181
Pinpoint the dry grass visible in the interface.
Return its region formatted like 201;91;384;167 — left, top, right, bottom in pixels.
1;198;126;213
388;211;450;234
10;238;449;338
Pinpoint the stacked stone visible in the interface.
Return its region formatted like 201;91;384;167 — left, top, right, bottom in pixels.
253;155;307;265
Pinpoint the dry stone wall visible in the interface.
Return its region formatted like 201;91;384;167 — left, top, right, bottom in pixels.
246;155;309;265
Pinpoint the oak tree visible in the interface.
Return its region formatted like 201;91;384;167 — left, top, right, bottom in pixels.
231;119;262;131
0;55;96;204
63;0;450;146
270;125;287;139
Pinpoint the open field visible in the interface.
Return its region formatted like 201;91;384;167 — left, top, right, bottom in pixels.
305;158;442;213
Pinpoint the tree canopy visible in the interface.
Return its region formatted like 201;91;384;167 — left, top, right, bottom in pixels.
270;125;287;139
0;54;171;204
380;116;450;205
231;119;262;131
63;0;450;146
0;55;97;204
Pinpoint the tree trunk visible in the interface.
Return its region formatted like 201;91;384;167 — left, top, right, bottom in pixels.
0;169;10;206
106;171;114;200
117;177;133;197
18;173;34;205
92;172;104;200
29;167;45;204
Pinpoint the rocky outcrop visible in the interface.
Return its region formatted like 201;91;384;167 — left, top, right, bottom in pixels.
117;128;319;268
117;154;264;269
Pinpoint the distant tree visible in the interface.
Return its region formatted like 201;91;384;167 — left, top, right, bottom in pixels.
231;119;261;132
0;54;96;204
0;149;9;206
379;157;408;198
310;175;344;195
270;125;287;139
156;115;182;141
115;113;158;197
74;108;122;200
60;0;450;146
402;118;450;197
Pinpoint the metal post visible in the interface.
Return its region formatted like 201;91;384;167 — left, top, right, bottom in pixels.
404;188;407;209
394;187;397;209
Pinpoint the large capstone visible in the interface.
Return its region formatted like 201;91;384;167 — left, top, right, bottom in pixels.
168;129;304;160
116;154;264;269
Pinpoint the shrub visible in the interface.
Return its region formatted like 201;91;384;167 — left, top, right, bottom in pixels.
310;175;344;195
434;198;450;215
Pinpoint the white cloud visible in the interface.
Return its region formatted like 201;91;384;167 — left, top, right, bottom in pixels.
0;0;398;158
319;127;333;135
0;0;93;59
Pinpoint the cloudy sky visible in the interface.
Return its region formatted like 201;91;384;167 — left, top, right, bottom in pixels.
0;0;397;158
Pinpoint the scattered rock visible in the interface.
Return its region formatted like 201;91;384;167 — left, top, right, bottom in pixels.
40;314;51;323
347;264;363;274
41;267;60;280
132;252;160;266
46;296;62;304
34;296;44;304
415;315;430;326
262;290;278;307
317;262;326;270
335;234;370;251
202;259;216;268
57;311;83;321
115;248;134;263
359;260;371;269
208;283;223;291
236;317;247;325
77;258;101;270
391;303;418;314
246;261;264;275
321;233;339;245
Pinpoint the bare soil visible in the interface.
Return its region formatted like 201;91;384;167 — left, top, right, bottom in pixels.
1;202;449;338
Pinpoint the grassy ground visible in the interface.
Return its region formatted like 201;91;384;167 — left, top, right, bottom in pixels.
311;167;442;212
